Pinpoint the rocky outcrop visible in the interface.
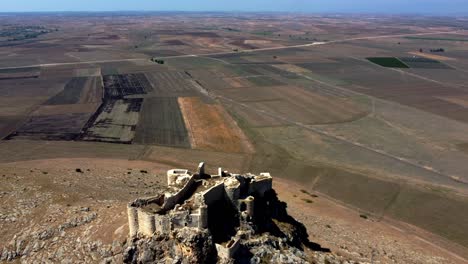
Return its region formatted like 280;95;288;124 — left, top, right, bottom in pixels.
122;163;356;263
123;228;216;264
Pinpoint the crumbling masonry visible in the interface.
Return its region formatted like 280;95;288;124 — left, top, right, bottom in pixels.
127;162;273;260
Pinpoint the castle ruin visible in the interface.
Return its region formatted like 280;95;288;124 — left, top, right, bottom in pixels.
127;162;273;260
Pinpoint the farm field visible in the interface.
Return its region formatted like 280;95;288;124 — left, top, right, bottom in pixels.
133;97;190;148
145;71;198;97
367;57;409;68
45;77;89;105
1;13;468;262
82;99;142;144
7;113;92;140
103;73;151;99
398;57;451;69
178;97;253;153
218;85;368;126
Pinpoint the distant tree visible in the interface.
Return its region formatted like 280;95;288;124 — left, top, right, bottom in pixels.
430;48;445;53
151;58;165;64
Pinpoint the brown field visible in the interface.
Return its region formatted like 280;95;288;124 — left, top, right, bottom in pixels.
218;85;368;126
272;63;310;74
408;51;456;61
178;97;253;153
78;76;102;103
436;96;468;108
296;54;468;124
32;103;99;116
223;77;249;88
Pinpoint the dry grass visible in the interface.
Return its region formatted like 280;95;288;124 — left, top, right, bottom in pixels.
408;52;456;61
178;97;254;153
223;77;248;88
272;64;310;74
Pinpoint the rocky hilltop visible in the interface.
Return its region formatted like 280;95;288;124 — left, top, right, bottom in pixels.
122;162;349;264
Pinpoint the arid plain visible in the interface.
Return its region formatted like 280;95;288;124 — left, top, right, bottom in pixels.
1;13;468;263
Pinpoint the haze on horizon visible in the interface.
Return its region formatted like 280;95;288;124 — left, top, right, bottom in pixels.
2;0;468;15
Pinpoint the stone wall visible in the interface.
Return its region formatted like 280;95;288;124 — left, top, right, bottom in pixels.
202;183;225;206
127;206;139;237
154;214;171;234
248;176;272;197
167;169;190;186
128;167;273;242
162;175;198;211
215;238;241;259
137;210;156;236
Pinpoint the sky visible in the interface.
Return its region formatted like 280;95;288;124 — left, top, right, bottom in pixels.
1;0;468;15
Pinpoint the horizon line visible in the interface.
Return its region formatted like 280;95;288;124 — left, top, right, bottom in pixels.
0;10;467;17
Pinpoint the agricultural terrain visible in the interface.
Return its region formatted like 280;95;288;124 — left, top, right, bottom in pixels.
1;13;468;263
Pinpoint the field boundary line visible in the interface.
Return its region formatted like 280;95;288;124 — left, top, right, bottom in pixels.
0;30;459;71
216;91;468;186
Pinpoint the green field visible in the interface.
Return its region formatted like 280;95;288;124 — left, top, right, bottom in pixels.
367;57;409;68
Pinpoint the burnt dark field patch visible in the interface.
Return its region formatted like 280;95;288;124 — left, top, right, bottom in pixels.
133;97;190;148
0;66;41;80
103;73;152;99
367;57;409;68
45;77;88;105
0;67;40;74
6;113;91;141
0;75;38;80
